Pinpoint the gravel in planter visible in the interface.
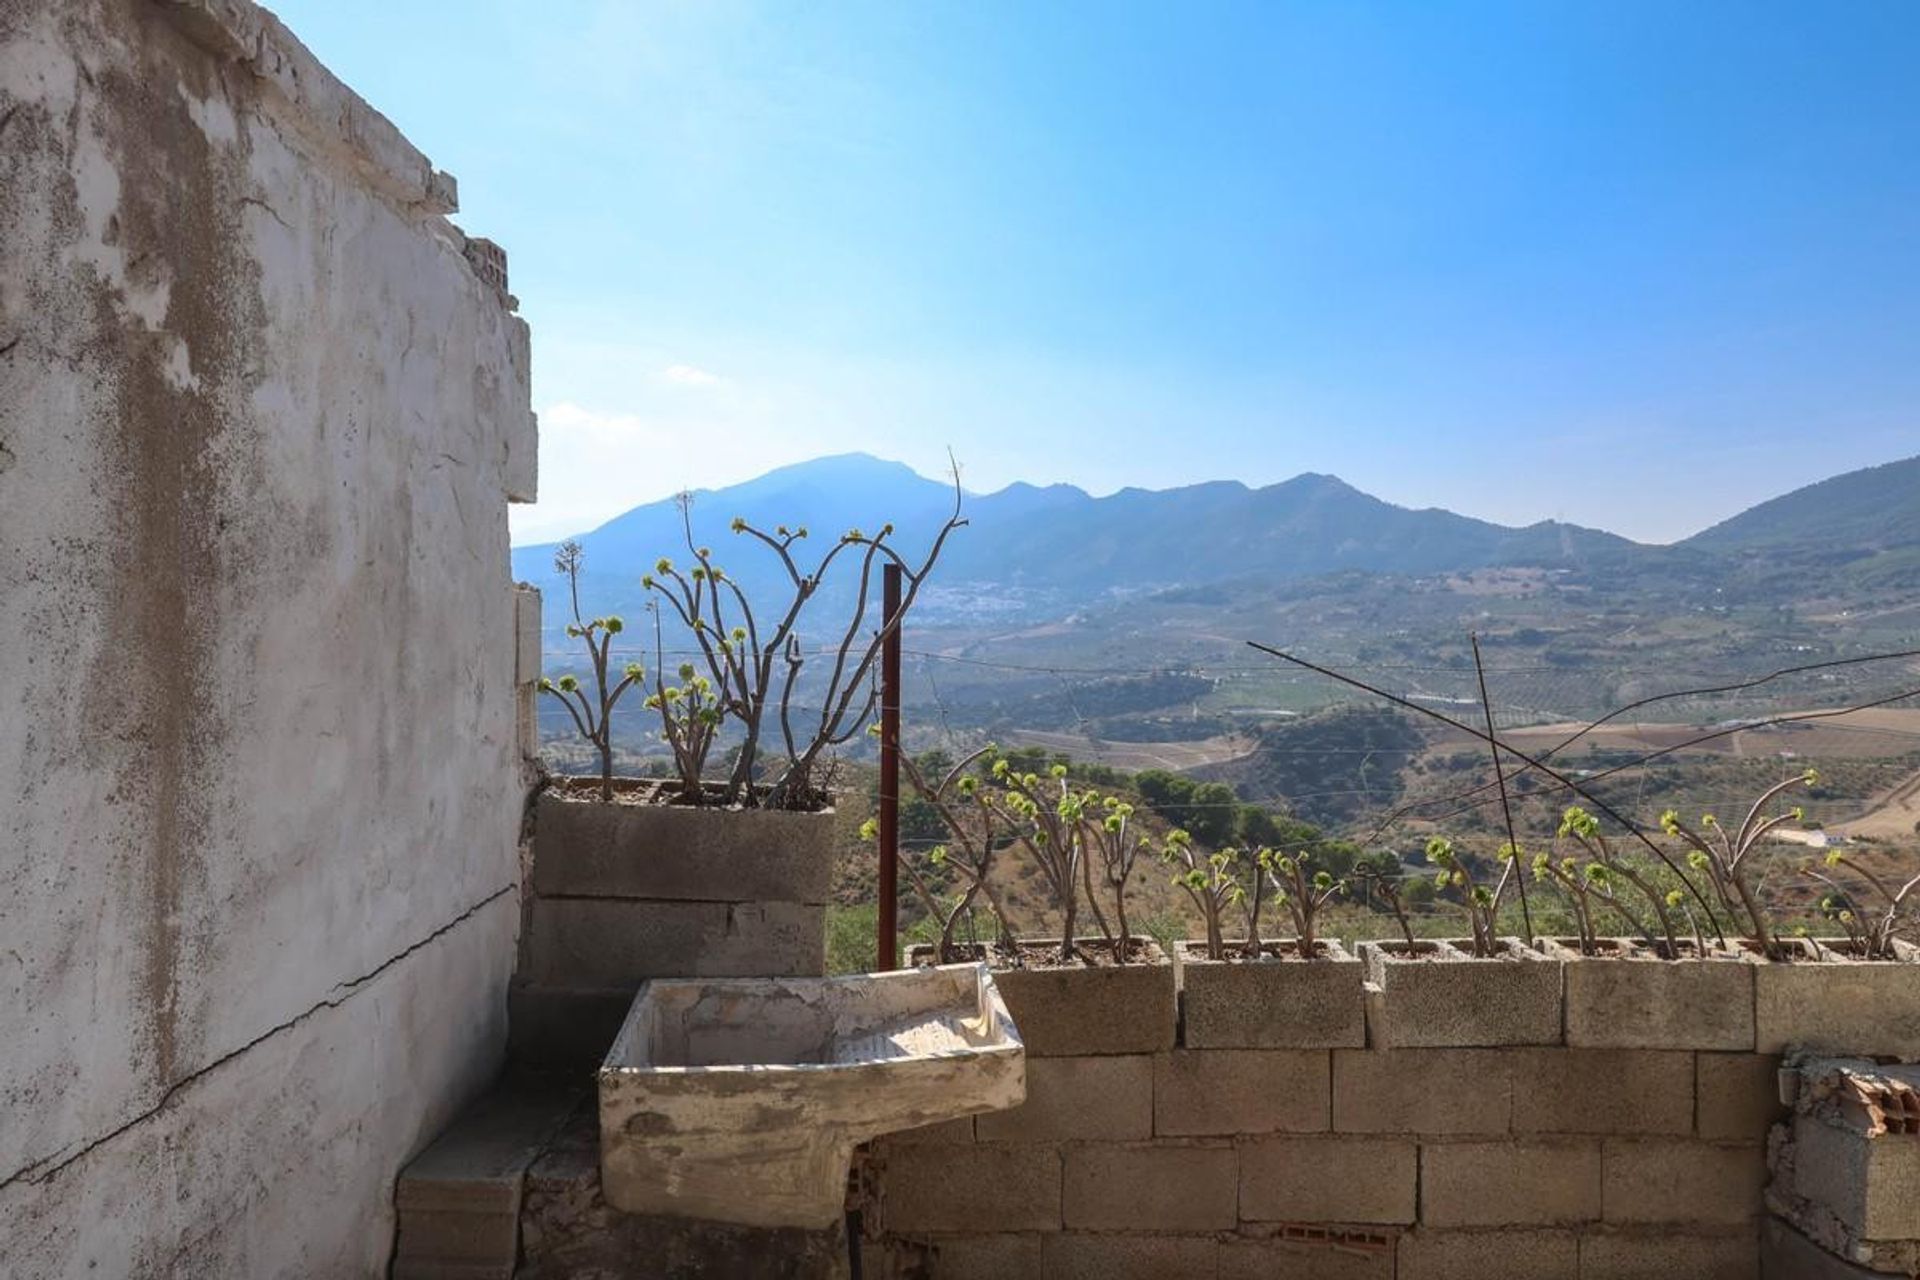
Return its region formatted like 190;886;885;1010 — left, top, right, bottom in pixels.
1175;939;1365;1049
909;938;1175;1057
1536;936;1755;1051
1359;938;1562;1049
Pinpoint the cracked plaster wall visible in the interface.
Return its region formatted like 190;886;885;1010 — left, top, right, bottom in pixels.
0;0;537;1272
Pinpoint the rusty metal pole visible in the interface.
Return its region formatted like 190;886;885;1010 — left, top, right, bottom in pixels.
877;562;903;972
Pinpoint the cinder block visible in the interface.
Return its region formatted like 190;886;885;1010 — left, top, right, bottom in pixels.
990;955;1178;1056
1755;949;1920;1056
882;1143;1062;1233
1221;1232;1396;1280
525;897;823;986
1332;1049;1511;1136
1419;1138;1601;1226
1578;1227;1758;1280
1040;1233;1220;1279
531;789;835;905
1601;1139;1766;1225
924;1234;1044;1279
1395;1228;1579;1280
873;1116;975;1148
1697;1053;1787;1142
1153;1049;1329;1136
1360;941;1562;1048
1507;1049;1693;1135
1761;1216;1887;1279
1177;939;1367;1048
1554;943;1755;1050
1061;1141;1237;1231
1240;1134;1418;1224
1789;1114;1920;1240
977;1055;1153;1142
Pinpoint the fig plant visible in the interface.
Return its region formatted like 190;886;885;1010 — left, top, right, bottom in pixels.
641;473;966;809
1661;769;1817;960
537;540;644;802
1800;848;1919;959
1262;848;1345;959
1426;836;1518;957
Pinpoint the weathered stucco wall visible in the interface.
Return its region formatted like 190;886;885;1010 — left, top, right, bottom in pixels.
0;0;536;1273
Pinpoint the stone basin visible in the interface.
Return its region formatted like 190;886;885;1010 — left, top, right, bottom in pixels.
598;962;1025;1229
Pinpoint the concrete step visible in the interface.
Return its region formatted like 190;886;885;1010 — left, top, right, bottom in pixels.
393;1074;586;1280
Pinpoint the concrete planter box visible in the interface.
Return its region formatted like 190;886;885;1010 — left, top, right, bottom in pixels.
1360;938;1562;1048
1175;939;1365;1049
1538;937;1756;1050
909;938;1176;1057
531;778;835;905
1751;937;1920;1056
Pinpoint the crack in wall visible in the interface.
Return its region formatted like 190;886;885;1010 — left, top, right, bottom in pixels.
0;884;515;1193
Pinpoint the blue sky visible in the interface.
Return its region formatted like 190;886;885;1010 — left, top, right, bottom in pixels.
272;1;1920;545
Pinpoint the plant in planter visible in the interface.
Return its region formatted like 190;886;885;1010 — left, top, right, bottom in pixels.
1261;847;1345;959
1081;793;1155;961
1163;833;1243;960
1800;849;1920;959
1424;835;1520;958
639;481;966;810
881;747;1020;964
1661;769;1817;960
1354;859;1418;947
537;540;646;802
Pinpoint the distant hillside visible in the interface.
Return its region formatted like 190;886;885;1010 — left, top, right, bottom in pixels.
512;453;1649;627
1685;455;1920;551
1682;454;1920;590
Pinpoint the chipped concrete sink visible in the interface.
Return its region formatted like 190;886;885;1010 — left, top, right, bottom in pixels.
598;962;1025;1228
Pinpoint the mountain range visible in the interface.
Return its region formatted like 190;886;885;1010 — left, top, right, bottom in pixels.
512;452;1920;624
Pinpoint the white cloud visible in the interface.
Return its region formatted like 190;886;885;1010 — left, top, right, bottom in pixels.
659;363;723;388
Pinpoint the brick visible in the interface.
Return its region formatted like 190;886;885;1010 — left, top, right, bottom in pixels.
1601;1139;1765;1225
1507;1050;1693;1135
1789;1114;1920;1240
1221;1232;1396;1280
1558;947;1755;1050
525;897;823;986
1360;940;1562;1048
1154;1049;1329;1136
1577;1227;1758;1280
1754;951;1920;1057
988;956;1178;1057
1178;940;1367;1048
1062;1142;1237;1231
875;1116;975;1148
1419;1139;1601;1227
1696;1053;1786;1141
1395;1228;1578;1280
1332;1049;1511;1136
1240;1134;1418;1224
1041;1233;1220;1280
924;1234;1044;1279
531;789;836;903
883;1144;1062;1233
976;1055;1152;1142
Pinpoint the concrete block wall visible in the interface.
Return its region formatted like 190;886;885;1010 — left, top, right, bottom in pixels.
856;944;1849;1279
1;1;536;1274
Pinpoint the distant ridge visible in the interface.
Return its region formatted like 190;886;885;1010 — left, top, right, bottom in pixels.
511;451;1920;616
